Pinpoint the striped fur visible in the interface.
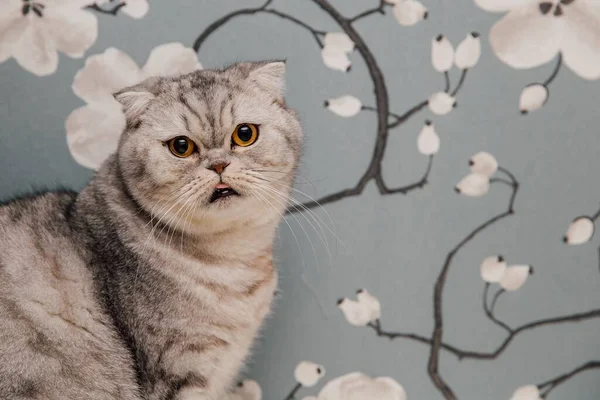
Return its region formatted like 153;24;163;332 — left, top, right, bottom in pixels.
0;62;302;399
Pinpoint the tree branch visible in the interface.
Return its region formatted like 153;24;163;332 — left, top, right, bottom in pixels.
542;53;563;87
86;2;126;16
367;307;600;362
349;0;390;23
483;283;511;333
538;361;600;398
284;383;302;400
263;9;327;47
427;167;520;399
375;155;433;195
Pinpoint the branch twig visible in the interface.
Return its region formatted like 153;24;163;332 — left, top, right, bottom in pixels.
86;2;126;15
538;361;600;398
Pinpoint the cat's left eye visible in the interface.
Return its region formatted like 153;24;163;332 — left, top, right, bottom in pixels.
232;124;259;147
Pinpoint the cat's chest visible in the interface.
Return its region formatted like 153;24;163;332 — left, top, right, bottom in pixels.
153;251;277;328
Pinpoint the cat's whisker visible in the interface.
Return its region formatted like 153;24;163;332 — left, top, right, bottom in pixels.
168;189;199;251
250;176;337;257
255;186;321;270
251;189;306;271
286;186;345;250
254;183;331;262
245;170;340;248
244;172;332;257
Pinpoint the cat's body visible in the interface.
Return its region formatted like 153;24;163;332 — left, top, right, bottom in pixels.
0;61;301;400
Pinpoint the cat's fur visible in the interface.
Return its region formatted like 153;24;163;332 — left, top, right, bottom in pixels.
0;61;302;400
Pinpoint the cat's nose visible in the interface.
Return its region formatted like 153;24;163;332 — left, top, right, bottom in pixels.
209;162;230;175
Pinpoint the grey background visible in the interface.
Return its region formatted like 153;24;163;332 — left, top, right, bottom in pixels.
1;0;599;399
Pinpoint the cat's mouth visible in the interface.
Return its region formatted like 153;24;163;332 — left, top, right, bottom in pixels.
209;184;239;203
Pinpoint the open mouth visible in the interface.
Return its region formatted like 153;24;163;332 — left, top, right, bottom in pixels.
209;186;239;203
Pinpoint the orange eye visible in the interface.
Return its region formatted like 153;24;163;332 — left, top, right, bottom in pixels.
232;124;259;147
168;136;196;158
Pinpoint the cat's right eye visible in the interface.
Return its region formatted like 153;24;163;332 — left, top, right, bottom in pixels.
168;136;196;158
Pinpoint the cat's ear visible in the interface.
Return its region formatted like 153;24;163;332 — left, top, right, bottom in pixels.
113;77;160;127
247;61;286;101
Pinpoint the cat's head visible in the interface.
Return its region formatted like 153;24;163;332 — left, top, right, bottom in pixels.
114;61;302;234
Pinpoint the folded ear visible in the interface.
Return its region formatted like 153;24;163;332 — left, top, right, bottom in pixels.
113;76;160;128
247;61;286;101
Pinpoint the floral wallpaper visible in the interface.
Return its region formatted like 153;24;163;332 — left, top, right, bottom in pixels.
1;0;600;399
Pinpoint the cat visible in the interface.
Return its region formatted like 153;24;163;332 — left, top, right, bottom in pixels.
0;61;302;400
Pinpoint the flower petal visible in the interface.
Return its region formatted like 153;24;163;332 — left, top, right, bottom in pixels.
432;35;454;73
324;32;354;53
500;265;532;291
325;95;362;117
141;42;201;78
455;173;490;197
230;380;262;400
374;377;408;400
559;3;600;80
480;255;507;283
394;0;428;26
428;91;455;115
469;151;498;176
318;373;407;400
475;0;537;13
43;7;98;58
66;101;125;170
121;0;149;19
337;298;371;326
564;216;595;245
0;3;22;62
489;4;560;69
72;48;142;105
455;32;481;69
356;289;381;322
321;47;351;72
294;361;325;388
417;121;440;155
11;20;58;76
510;384;542;400
519;84;549;114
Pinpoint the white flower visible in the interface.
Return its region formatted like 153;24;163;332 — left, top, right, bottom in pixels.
321;33;354;72
455;173;490;197
337;298;369;326
321;47;352;72
480;255;507;283
469;151;498;176
325;95;362;117
229;380;262;400
500;265;532;291
393;0;428;26
428;92;456;115
432;35;454;73
509;384;542;400
519;84;549;114
477;0;600;80
295;361;326;387
0;0;98;76
66;43;202;169
417;120;440;155
95;0;149;18
324;32;354;53
564;216;595;245
455;32;481;69
318;372;407;400
356;289;381;322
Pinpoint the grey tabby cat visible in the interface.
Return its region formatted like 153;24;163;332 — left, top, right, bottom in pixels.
0;61;302;400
